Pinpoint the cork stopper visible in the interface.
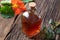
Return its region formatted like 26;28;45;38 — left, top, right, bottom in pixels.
28;2;36;12
29;2;36;8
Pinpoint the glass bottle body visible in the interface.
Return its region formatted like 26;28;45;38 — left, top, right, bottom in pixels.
21;11;42;37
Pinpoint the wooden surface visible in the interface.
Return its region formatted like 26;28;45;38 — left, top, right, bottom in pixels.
0;15;15;40
0;0;60;40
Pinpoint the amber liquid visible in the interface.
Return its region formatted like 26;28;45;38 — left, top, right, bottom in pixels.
21;11;42;37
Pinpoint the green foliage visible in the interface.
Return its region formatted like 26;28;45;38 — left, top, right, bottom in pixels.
40;20;60;40
0;3;14;18
22;0;33;3
0;0;11;4
45;27;55;39
54;24;60;34
40;25;55;39
1;3;11;6
55;28;60;34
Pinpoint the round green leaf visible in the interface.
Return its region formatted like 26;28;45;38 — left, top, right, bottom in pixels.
23;0;33;3
0;5;14;18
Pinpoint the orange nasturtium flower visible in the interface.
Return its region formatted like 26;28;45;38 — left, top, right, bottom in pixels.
11;0;26;15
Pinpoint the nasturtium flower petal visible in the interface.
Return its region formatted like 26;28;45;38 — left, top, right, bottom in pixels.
11;0;26;15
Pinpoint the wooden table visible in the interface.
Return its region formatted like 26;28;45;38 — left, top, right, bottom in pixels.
0;0;60;40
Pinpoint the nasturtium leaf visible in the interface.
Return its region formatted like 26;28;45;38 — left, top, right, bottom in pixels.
42;26;55;39
22;0;33;3
0;4;14;18
55;28;60;34
45;28;55;39
1;0;11;4
1;3;11;6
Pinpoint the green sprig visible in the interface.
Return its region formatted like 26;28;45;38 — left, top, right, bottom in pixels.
0;3;14;18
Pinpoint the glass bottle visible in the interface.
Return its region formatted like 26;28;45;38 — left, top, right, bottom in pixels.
21;2;42;38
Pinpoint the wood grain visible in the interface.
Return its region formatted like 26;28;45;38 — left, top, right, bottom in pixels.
0;15;15;40
0;0;60;40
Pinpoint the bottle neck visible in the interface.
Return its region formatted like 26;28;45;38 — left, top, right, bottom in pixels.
29;7;36;13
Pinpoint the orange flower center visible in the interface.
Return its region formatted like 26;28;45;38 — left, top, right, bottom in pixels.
12;4;18;8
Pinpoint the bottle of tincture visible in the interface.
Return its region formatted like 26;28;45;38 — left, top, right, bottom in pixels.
21;2;42;38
